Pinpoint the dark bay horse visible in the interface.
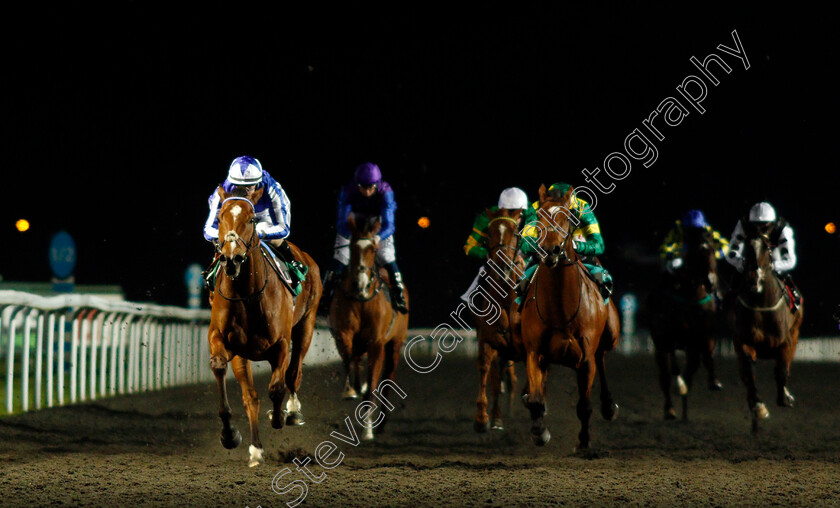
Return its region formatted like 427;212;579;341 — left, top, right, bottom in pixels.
207;186;322;466
728;224;803;433
516;184;620;449
473;207;522;433
329;215;408;441
649;227;723;421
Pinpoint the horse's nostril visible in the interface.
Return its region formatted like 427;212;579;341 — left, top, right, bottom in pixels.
233;254;245;264
553;245;562;255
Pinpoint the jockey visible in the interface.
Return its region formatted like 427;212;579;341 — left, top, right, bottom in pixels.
660;209;728;274
203;155;305;286
725;201;801;311
319;162;408;315
515;182;613;305
460;187;536;303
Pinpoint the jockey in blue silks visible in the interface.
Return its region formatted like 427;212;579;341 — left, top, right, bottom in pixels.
319;162;408;315
203;155;305;285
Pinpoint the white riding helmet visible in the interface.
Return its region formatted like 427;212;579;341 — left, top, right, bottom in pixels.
227;156;264;186
748;202;777;223
498;187;528;210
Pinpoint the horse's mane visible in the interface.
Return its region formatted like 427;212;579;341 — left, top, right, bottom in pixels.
228;186;250;199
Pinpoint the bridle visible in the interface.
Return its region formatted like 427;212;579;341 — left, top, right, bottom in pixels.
215;197;269;303
343;236;384;302
738;233;785;312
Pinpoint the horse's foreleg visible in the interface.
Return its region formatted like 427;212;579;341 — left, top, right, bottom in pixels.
362;342;386;441
504;359;517;418
595;348;618;422
655;350;676;420
775;347;795;408
336;331;358;400
682;349;701;421
376;339;401;435
702;336;723;391
523;350;549;446
285;316;314;427
576;358;596;450
737;346;767;433
231;356;263;467
209;331;240;449
488;351;504;430
474;340;493;433
268;339;290;430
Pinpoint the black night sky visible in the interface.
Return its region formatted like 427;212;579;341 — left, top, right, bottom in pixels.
2;4;838;334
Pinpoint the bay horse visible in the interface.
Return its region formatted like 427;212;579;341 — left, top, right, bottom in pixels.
207;186;322;466
728;223;803;433
328;214;408;441
473;207;522;433
516;184;620;449
649;227;723;421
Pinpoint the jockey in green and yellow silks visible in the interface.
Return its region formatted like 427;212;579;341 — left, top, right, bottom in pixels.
659;209;728;274
515;182;613;304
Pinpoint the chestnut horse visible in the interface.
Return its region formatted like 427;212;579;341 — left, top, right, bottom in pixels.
207;186;322;466
329;215;408;441
473;207;522;433
517;184;620;449
728;223;803;433
649;227;723;421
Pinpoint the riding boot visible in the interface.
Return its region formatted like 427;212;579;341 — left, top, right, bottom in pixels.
319;260;346;315
385;262;409;314
594;271;614;300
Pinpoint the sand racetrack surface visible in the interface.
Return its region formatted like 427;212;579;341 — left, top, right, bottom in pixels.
2;351;840;507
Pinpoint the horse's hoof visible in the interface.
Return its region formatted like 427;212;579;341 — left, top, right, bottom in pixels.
286;412;306;426
753;402;770;420
342;389;359;401
362;428;375;441
777;389;795;408
708;380;724;391
474;420;490;433
491;418;504;431
267;409;286;429
601;402;619;421
675;375;688;396
531;427;551;446
664;407;677;421
220;429;242;450
248;445;265;468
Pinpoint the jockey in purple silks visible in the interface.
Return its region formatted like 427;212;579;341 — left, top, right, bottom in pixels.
203;155;306;286
319;162;408;315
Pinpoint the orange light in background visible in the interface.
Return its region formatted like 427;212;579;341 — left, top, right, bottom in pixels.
417;217;430;229
15;219;30;232
826;222;836;234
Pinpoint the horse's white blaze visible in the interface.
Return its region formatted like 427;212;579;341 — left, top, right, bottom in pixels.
248;444;265;467
497;223;507;239
231;204;242;221
548;206;562;217
285;392;301;413
355;238;374;250
357;268;370;292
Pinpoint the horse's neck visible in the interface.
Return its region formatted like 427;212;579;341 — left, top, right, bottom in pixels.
480;270;516;307
537;261;581;316
739;268;783;306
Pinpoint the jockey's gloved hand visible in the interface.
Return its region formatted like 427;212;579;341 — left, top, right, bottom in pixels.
374;235;381;247
256;222;269;238
666;257;683;274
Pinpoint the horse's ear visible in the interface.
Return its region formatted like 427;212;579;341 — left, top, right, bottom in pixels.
372;217;382;235
485;207;495;218
217;185;228;201
538;184;548;204
563;185;574;201
347;213;356;234
251;186;264;204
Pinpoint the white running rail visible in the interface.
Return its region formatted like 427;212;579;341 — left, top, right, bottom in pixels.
0;290;212;415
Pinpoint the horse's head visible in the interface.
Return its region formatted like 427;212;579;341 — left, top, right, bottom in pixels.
486;207;523;281
536;183;577;268
346;213;380;297
681;227;718;291
216;186;262;280
742;222;773;294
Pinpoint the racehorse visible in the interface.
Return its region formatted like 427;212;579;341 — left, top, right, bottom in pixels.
516;184;620;449
329;214;408;440
728;222;803;433
473;207;522;433
649;227;723;421
206;186;322;466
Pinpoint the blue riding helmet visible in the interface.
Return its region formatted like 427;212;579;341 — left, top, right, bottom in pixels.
354;162;382;186
682;209;707;229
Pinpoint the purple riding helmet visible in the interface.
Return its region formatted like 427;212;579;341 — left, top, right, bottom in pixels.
354;162;382;187
682;209;707;229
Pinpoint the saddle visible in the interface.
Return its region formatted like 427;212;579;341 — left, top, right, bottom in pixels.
262;241;307;297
